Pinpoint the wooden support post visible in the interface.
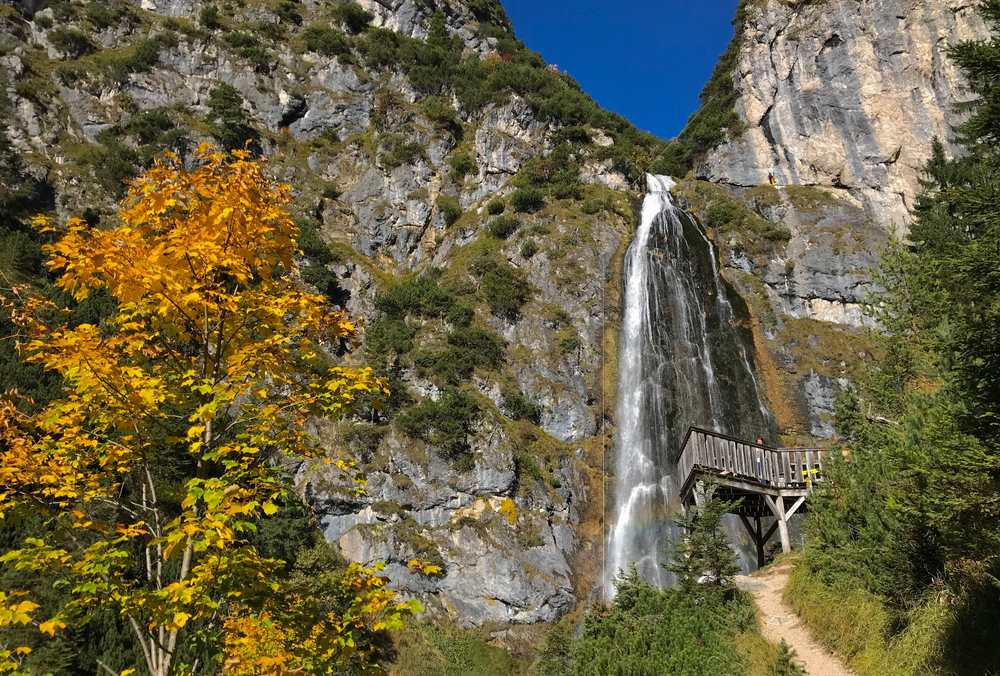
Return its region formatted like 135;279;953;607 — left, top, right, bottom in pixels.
754;514;765;568
764;495;792;554
738;513;767;569
785;495;806;520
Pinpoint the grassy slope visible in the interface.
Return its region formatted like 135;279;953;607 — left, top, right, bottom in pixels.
784;558;975;676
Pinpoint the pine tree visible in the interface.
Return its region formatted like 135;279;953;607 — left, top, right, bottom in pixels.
769;640;806;676
667;484;741;599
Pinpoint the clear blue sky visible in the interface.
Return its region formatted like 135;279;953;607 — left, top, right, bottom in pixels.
500;0;740;140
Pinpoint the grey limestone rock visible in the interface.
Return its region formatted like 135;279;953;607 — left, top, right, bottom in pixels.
702;0;988;233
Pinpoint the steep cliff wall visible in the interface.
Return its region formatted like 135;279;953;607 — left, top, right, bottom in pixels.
702;0;987;234
675;0;986;445
0;0;664;628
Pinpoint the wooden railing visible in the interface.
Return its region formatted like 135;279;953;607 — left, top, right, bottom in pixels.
676;427;828;493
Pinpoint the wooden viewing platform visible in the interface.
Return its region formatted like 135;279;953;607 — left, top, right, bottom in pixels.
676;427;830;567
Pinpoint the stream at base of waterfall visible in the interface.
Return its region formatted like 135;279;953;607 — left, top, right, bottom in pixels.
604;175;775;599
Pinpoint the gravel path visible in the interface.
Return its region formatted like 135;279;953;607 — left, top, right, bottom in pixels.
736;563;855;676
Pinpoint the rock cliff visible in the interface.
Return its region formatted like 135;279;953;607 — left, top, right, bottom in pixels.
0;0;650;628
703;0;987;234
676;0;985;445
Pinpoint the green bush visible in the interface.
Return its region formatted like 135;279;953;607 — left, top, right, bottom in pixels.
415;325;504;383
74;131;142;196
448;151;477;180
123;108;177;146
342;423;387;462
446;303;474;327
770;641;807;676
355;27;399;69
366;317;417;358
66;114;186;200
465;0;509;25
120;35;174;74
486;199;505;215
254;19;287;42
436;195;462;227
0;229;44;279
519;239;538;259
199;4;221;30
396;387;480;461
297;218;345;302
273;0;302;25
487;215;519;240
375;272;458;320
539;571;754;676
502;386;541;423
510;187;545;213
222;30;273;71
331;1;373;34
57;34;178;85
554;125;592;145
471;254;532;320
302;24;350;57
45;0;76;22
379;133;426;169
84;2;133;30
206;83;259;151
558;330;580;354
421;97;463;138
48;27;96;58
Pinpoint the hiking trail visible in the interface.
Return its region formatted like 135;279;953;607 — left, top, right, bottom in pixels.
736;562;855;676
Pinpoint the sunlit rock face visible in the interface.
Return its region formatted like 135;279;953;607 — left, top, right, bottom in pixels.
0;0;625;628
702;0;988;235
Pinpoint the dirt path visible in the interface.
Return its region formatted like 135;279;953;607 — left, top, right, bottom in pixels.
736;563;854;676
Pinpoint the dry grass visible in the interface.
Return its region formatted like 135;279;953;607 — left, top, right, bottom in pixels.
734;629;783;676
784;561;955;676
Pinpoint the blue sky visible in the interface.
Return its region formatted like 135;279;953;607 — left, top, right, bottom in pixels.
500;0;740;140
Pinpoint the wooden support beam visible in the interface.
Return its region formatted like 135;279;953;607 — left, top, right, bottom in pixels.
763;495;791;554
785;495;807;520
754;514;765;568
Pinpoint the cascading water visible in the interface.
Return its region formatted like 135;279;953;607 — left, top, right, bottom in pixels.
604;175;775;597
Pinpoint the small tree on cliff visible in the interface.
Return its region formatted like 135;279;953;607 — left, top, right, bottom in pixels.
0;146;419;674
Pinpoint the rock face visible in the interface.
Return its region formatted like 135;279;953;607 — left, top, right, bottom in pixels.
0;0;631;628
703;0;988;234
678;0;985;445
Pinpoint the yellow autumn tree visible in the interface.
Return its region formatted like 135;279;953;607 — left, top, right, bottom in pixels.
0;146;419;675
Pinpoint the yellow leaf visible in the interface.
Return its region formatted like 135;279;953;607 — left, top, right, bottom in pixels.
261;502;279;516
39;618;66;636
172;612;191;628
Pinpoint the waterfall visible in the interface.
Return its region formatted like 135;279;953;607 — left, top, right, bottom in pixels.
604;175;774;597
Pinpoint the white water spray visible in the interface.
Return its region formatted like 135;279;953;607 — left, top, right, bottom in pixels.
604;175;774;598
